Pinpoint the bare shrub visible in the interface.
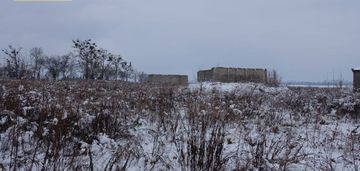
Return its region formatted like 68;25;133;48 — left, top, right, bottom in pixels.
0;80;358;170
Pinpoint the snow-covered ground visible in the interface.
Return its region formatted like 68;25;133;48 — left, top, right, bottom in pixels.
0;81;359;170
189;82;290;94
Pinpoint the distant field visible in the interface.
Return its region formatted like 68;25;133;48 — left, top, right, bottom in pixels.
283;83;352;88
0;80;359;170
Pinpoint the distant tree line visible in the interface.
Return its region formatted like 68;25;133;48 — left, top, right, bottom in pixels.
0;39;147;82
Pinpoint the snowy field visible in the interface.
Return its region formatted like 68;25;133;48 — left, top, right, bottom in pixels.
0;80;359;170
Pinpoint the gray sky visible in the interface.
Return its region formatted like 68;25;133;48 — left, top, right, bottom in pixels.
1;0;359;82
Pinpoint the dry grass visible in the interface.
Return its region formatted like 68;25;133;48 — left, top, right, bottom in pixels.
0;80;359;170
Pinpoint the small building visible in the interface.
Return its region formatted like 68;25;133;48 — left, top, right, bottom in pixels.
147;74;188;86
197;67;267;83
352;68;360;91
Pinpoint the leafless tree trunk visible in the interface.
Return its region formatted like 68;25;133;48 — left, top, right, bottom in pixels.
30;47;45;79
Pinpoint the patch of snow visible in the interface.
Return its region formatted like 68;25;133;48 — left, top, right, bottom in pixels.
0;116;7;124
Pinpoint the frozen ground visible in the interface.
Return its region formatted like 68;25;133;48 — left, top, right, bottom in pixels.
0;81;359;170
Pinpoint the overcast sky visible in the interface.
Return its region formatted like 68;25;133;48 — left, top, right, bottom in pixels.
0;0;359;82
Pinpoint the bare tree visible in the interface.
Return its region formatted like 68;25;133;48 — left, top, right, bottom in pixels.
108;54;124;80
72;39;101;79
121;62;133;81
96;48;111;80
0;64;7;79
45;56;63;80
59;53;77;79
2;46;25;79
73;39;134;81
30;47;46;79
135;71;148;83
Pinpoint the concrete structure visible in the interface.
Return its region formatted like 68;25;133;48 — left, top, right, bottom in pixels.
198;67;267;83
147;74;188;86
352;68;360;91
